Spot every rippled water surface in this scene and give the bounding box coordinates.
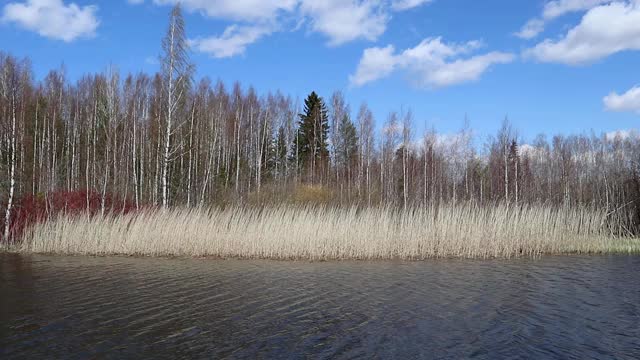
[1,254,639,359]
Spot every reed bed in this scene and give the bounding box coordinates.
[17,204,640,260]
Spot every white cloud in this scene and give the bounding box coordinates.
[422,52,515,87]
[1,0,99,42]
[515,0,612,39]
[299,0,388,46]
[150,0,428,53]
[350,45,397,86]
[350,37,514,88]
[150,0,441,56]
[519,144,540,156]
[515,19,545,40]
[152,0,292,58]
[189,24,273,58]
[391,0,433,11]
[152,0,297,22]
[524,1,640,64]
[542,0,613,18]
[605,129,637,139]
[604,86,640,113]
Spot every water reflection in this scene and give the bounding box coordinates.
[1,254,639,359]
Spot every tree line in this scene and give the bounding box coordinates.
[2,5,640,239]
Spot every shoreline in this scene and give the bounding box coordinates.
[3,247,640,262]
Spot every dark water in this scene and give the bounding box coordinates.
[1,254,639,359]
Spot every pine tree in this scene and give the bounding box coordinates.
[292,91,329,182]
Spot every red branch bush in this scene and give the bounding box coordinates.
[1,191,139,242]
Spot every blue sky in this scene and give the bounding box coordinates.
[1,0,639,141]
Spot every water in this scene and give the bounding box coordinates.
[1,254,639,359]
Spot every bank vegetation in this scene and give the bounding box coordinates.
[15,204,640,259]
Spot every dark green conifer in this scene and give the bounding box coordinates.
[337,113,358,168]
[292,92,330,177]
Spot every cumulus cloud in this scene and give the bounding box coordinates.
[184,0,391,55]
[189,24,273,58]
[519,144,540,156]
[350,45,398,86]
[144,0,441,57]
[391,0,433,11]
[524,1,640,64]
[299,0,388,46]
[515,0,612,39]
[152,0,297,22]
[350,37,514,88]
[542,0,613,18]
[603,86,640,113]
[605,129,637,140]
[1,0,99,42]
[299,0,437,44]
[514,18,545,39]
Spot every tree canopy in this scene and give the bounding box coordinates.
[293,91,329,182]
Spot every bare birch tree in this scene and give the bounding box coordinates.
[160,4,192,208]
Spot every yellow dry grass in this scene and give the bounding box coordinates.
[17,204,640,260]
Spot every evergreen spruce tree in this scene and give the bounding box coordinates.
[292,91,329,181]
[337,113,358,169]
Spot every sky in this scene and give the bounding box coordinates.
[1,0,640,142]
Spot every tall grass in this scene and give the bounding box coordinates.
[17,204,640,260]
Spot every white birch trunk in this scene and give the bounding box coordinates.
[3,93,17,242]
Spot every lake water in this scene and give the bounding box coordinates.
[1,254,639,359]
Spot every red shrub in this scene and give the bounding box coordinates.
[1,190,140,242]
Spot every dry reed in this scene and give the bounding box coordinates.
[17,204,640,260]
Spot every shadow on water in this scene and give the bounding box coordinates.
[1,254,639,359]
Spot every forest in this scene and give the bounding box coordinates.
[2,5,640,245]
